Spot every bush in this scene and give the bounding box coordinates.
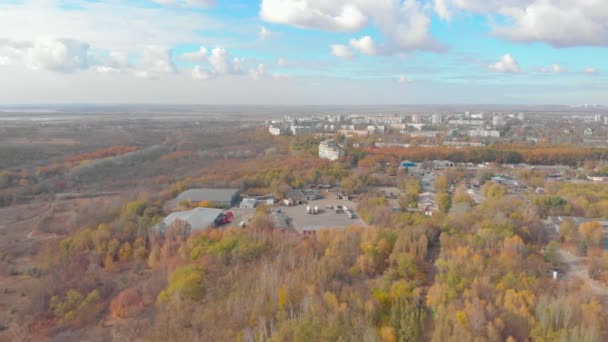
[158,265,204,303]
[109,288,144,319]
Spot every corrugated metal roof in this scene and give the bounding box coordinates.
[163,208,223,230]
[176,188,239,203]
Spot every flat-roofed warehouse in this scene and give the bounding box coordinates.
[163,208,224,231]
[176,188,241,207]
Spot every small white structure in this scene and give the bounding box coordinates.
[240,198,258,209]
[269,126,282,135]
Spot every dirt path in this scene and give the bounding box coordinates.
[558,249,608,296]
[0,202,53,231]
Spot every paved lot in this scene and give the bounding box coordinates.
[281,197,367,231]
[227,208,256,227]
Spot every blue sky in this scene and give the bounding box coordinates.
[0,0,606,104]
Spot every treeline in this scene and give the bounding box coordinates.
[65,146,139,164]
[359,145,608,167]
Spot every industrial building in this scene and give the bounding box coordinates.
[176,188,240,207]
[319,139,345,161]
[161,207,224,231]
[468,129,500,138]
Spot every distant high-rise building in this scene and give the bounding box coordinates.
[492,114,505,127]
[431,113,442,125]
[411,114,422,124]
[594,114,602,123]
[518,112,525,121]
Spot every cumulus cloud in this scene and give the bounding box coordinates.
[189,47,247,80]
[494,1,608,47]
[398,75,410,83]
[0,38,90,73]
[331,44,355,58]
[250,64,266,80]
[261,0,444,54]
[192,65,213,80]
[136,45,176,78]
[91,52,130,73]
[181,46,208,63]
[277,57,288,67]
[488,54,520,73]
[584,67,598,75]
[260,0,368,32]
[435,0,608,48]
[551,64,565,73]
[208,47,242,75]
[434,0,451,20]
[272,73,289,80]
[259,26,272,40]
[349,36,377,55]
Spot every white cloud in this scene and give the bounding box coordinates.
[260,0,368,32]
[208,47,243,75]
[272,73,289,80]
[131,45,176,79]
[0,1,222,51]
[181,47,208,63]
[259,26,272,40]
[349,36,377,55]
[90,51,130,74]
[152,0,215,8]
[192,65,213,80]
[277,58,288,67]
[551,64,565,73]
[0,38,90,73]
[94,66,119,73]
[488,54,520,73]
[434,0,451,20]
[584,67,598,75]
[331,44,355,58]
[434,1,608,48]
[261,0,444,54]
[133,71,152,79]
[398,75,410,83]
[0,56,9,65]
[250,64,266,80]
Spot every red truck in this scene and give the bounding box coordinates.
[214,211,234,226]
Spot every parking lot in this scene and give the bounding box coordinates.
[281,197,367,232]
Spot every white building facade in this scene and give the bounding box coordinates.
[319,140,345,161]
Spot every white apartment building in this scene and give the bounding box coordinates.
[468,129,500,138]
[319,140,345,161]
[269,126,282,136]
